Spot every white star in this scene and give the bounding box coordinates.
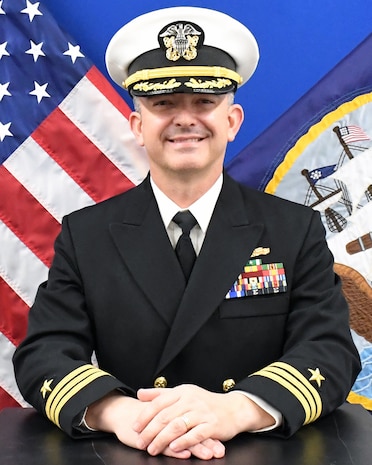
[29,81,50,103]
[0,1,5,15]
[0,122,13,142]
[63,42,84,63]
[26,40,45,62]
[21,0,42,22]
[0,82,11,101]
[0,42,10,59]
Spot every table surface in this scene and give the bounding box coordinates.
[1,403,371,465]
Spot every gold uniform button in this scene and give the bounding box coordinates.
[154,376,167,388]
[222,378,236,392]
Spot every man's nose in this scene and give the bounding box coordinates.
[173,105,197,126]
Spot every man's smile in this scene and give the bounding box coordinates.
[169,136,206,143]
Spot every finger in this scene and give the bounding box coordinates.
[168,421,216,452]
[133,390,180,433]
[144,414,193,456]
[162,447,192,459]
[177,413,190,431]
[187,439,226,460]
[137,388,165,402]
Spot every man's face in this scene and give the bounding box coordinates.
[129,93,244,180]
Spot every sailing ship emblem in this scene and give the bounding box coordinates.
[302,124,372,234]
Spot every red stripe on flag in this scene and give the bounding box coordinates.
[32,108,135,203]
[0,387,21,409]
[0,166,60,267]
[0,278,29,346]
[86,66,132,120]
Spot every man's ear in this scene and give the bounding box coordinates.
[129,111,144,146]
[227,103,244,142]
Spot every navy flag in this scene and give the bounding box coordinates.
[227,34,372,411]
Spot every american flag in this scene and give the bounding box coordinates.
[339,125,370,144]
[0,0,148,409]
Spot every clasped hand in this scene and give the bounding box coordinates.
[87,384,274,460]
[134,384,236,459]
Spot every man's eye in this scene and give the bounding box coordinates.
[153,100,171,107]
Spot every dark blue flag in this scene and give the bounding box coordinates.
[227,34,372,192]
[227,34,372,411]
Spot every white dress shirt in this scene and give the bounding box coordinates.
[150,175,222,255]
[150,176,282,432]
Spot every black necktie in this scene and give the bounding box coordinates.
[173,210,197,280]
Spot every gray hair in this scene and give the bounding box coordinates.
[132,95,141,113]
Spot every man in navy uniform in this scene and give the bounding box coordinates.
[14,6,360,460]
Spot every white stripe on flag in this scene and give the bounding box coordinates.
[59,76,149,185]
[0,333,31,407]
[0,220,48,306]
[4,137,95,223]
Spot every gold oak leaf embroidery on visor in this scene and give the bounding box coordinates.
[133,78,182,92]
[185,77,232,89]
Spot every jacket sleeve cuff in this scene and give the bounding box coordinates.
[234,390,283,432]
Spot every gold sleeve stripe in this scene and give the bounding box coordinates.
[273,361,323,415]
[45,365,112,428]
[256,368,318,424]
[46,364,93,417]
[250,362,322,424]
[51,371,107,428]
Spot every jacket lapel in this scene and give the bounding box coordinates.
[109,177,186,326]
[156,175,265,373]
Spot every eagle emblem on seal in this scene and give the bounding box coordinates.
[159,23,202,61]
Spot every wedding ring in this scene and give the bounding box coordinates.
[181,414,191,430]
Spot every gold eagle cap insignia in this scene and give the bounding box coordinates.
[159,23,202,61]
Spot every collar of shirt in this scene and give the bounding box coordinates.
[150,175,223,255]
